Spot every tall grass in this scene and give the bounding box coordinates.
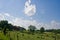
[0,31,60,40]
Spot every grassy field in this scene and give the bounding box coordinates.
[0,31,60,40]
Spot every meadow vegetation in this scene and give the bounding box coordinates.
[0,20,60,40]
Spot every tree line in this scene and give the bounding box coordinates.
[0,20,60,35]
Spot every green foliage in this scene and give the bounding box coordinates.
[0,20,26,35]
[40,27,45,33]
[0,20,8,29]
[0,31,60,40]
[0,20,8,35]
[28,25,36,33]
[46,29,60,34]
[0,20,60,40]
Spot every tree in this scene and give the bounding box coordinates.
[8,24,14,31]
[19,27,26,32]
[40,27,45,33]
[0,20,8,35]
[28,25,36,33]
[0,20,8,29]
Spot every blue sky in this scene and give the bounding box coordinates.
[0,0,60,29]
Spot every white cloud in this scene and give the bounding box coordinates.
[11,18,60,29]
[44,20,60,29]
[11,18,39,29]
[0,13,14,22]
[4,13,10,17]
[24,0,36,16]
[50,20,60,29]
[0,13,60,29]
[0,14,5,20]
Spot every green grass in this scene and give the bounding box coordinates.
[0,31,60,40]
[0,31,9,40]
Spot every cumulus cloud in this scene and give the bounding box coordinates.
[44,20,60,29]
[24,0,36,16]
[0,13,14,22]
[11,18,39,29]
[0,13,60,29]
[4,13,10,17]
[50,20,60,29]
[0,14,5,20]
